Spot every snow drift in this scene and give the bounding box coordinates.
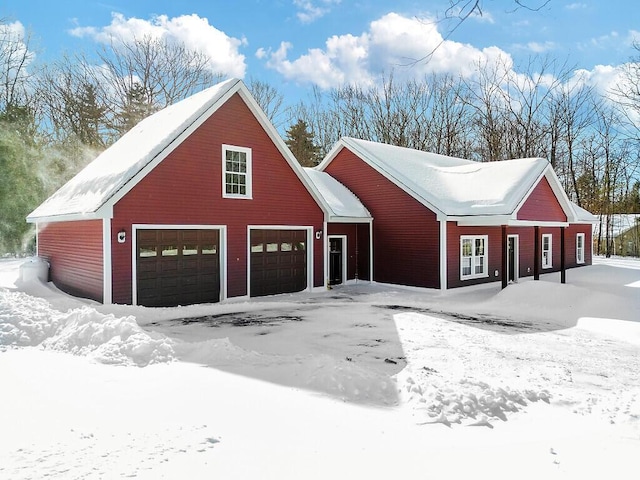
[0,290,175,366]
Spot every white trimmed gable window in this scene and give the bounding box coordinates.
[576,233,585,264]
[222,144,252,198]
[542,234,552,269]
[461,235,488,280]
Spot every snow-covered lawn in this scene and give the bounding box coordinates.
[1,257,639,479]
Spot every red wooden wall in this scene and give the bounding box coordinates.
[447,223,592,288]
[37,220,104,302]
[325,149,441,288]
[517,176,567,222]
[111,93,325,304]
[327,223,370,281]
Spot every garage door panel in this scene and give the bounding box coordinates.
[137,229,220,307]
[250,229,308,298]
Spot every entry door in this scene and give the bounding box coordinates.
[328,236,346,286]
[507,235,518,283]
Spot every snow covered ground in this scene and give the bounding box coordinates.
[1,257,639,479]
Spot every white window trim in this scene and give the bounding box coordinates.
[542,233,553,269]
[222,144,252,199]
[460,235,489,280]
[576,233,585,264]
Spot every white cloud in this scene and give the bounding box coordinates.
[565,3,588,10]
[513,40,556,53]
[68,13,247,78]
[261,12,513,89]
[293,0,341,24]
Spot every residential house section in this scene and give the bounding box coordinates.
[27,78,596,307]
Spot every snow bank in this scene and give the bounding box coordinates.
[0,290,175,366]
[577,317,640,346]
[394,312,551,427]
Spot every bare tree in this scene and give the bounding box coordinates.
[611,42,640,140]
[39,35,224,145]
[0,18,37,113]
[547,79,597,204]
[247,77,289,129]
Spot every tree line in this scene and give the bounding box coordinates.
[1,18,639,255]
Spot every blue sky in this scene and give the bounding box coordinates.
[1,0,638,104]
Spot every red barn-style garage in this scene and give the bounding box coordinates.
[28,79,595,306]
[318,138,595,291]
[28,79,371,306]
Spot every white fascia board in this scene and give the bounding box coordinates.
[26,211,105,224]
[327,216,373,223]
[509,220,570,227]
[452,215,569,227]
[450,215,513,226]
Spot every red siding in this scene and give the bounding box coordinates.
[565,224,593,267]
[37,220,103,302]
[507,226,536,278]
[327,223,371,281]
[111,93,325,304]
[325,149,440,288]
[447,224,591,288]
[447,224,502,288]
[517,176,567,222]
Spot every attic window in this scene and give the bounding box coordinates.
[222,144,252,199]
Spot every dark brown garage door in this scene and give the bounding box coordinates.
[137,229,220,307]
[250,229,307,297]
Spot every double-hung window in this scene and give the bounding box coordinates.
[542,233,552,269]
[222,144,252,198]
[461,235,488,280]
[576,233,585,264]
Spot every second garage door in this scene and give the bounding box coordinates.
[250,229,308,297]
[137,229,220,307]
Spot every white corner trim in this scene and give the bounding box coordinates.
[439,219,447,290]
[103,218,112,304]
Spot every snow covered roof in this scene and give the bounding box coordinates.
[571,202,598,224]
[304,169,371,221]
[320,137,568,220]
[594,214,640,236]
[28,78,245,222]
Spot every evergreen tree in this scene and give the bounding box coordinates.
[116,82,155,135]
[285,119,320,167]
[0,107,43,253]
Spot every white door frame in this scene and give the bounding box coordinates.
[247,225,314,297]
[131,224,227,306]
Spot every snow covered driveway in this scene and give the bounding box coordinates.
[1,257,639,479]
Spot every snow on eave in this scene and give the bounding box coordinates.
[304,168,371,221]
[570,201,598,224]
[27,78,242,221]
